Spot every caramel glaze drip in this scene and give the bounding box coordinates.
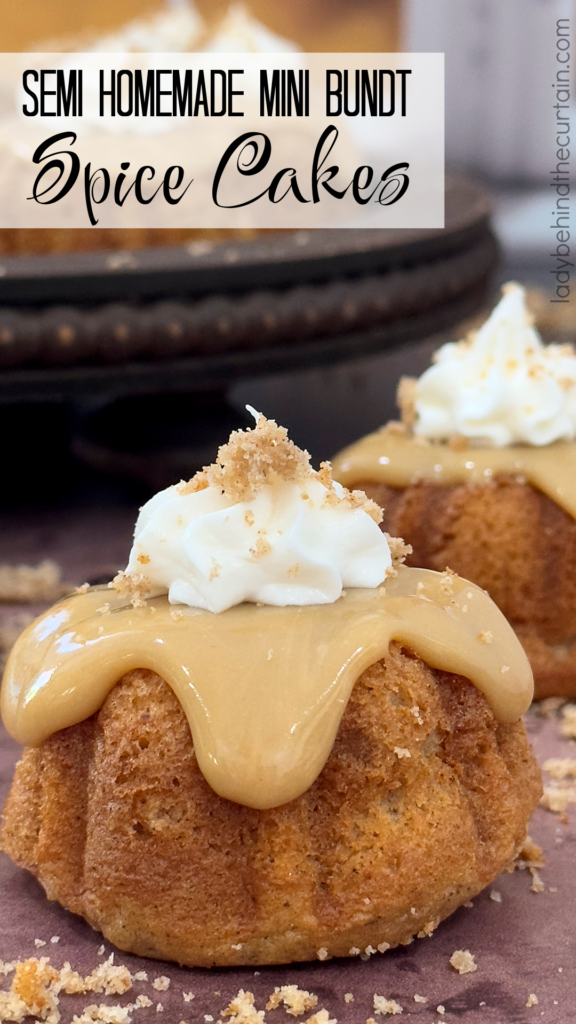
[1,567,533,810]
[332,429,576,521]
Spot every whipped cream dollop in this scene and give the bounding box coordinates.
[121,411,391,613]
[412,283,576,447]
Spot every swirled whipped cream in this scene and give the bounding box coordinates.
[411,283,576,447]
[118,410,392,613]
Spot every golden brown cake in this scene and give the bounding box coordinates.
[0,227,262,257]
[2,651,541,968]
[356,476,576,702]
[333,284,576,701]
[0,412,540,967]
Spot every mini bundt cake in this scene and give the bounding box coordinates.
[2,650,541,968]
[1,412,540,967]
[355,476,576,701]
[333,284,576,700]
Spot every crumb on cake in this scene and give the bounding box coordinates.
[179,413,311,502]
[109,570,151,608]
[178,413,383,523]
[384,534,412,568]
[111,413,397,602]
[477,631,493,644]
[397,376,417,429]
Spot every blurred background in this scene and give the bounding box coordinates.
[0,0,574,565]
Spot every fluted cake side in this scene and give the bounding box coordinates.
[1,643,541,968]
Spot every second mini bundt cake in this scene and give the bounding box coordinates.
[353,474,576,701]
[333,284,576,700]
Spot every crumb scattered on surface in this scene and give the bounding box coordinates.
[266,986,318,1016]
[532,696,565,719]
[508,836,546,890]
[526,993,539,1008]
[540,760,576,815]
[302,1012,336,1024]
[0,952,135,1023]
[529,868,545,893]
[512,836,545,868]
[450,949,477,974]
[413,995,427,1003]
[0,560,72,603]
[72,1005,132,1023]
[0,612,35,669]
[183,992,195,1002]
[436,1007,445,1016]
[540,784,576,815]
[490,890,502,902]
[543,758,576,779]
[344,994,354,1003]
[218,989,264,1024]
[373,994,403,1015]
[133,995,152,1008]
[561,704,576,739]
[152,977,170,992]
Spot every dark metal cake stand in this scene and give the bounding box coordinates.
[0,174,496,491]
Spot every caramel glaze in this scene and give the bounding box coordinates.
[332,430,576,521]
[1,567,533,810]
